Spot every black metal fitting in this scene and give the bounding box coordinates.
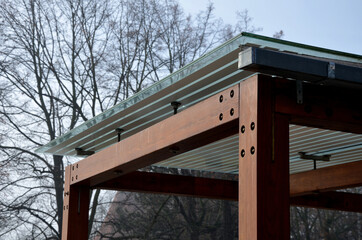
[171,101,182,115]
[75,148,95,156]
[115,128,124,142]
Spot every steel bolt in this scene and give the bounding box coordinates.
[241,149,245,157]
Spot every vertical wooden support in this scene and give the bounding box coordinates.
[62,165,90,240]
[62,166,71,239]
[239,75,290,239]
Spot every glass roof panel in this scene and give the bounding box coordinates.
[36,32,362,156]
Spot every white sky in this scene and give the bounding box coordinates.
[180,0,362,55]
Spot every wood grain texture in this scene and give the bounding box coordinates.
[62,74,362,240]
[290,160,362,196]
[61,166,71,240]
[71,85,239,187]
[95,171,238,201]
[95,169,362,214]
[95,159,362,199]
[62,165,89,240]
[239,75,290,240]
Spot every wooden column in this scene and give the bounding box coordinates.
[239,75,290,239]
[62,165,90,240]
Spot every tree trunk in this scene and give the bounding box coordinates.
[53,155,64,238]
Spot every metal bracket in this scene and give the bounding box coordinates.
[171,101,181,115]
[238,47,254,69]
[75,148,95,156]
[115,128,124,142]
[298,152,331,170]
[296,80,303,104]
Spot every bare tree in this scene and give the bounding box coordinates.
[273,30,284,39]
[0,0,237,238]
[220,9,262,41]
[0,0,112,238]
[0,0,302,239]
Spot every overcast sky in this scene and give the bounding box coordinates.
[180,0,362,55]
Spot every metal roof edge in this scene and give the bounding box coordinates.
[241,32,362,61]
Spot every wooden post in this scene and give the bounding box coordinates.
[239,75,290,239]
[62,165,90,240]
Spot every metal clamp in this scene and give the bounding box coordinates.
[75,148,95,156]
[115,128,124,142]
[171,101,181,115]
[298,152,331,170]
[296,80,303,104]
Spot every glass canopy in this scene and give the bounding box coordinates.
[36,32,362,160]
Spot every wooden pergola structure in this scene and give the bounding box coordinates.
[37,33,362,239]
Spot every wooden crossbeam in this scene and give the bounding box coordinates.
[274,78,362,134]
[95,160,362,198]
[95,171,238,201]
[290,160,362,196]
[70,85,239,187]
[95,164,362,214]
[69,76,362,188]
[290,191,362,213]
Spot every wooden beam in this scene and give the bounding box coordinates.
[63,74,362,240]
[95,170,362,214]
[290,160,362,196]
[239,75,290,240]
[70,85,239,187]
[291,191,362,213]
[69,76,362,187]
[95,171,238,201]
[274,78,362,134]
[95,160,362,199]
[62,165,89,240]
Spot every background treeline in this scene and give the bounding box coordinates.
[1,0,360,239]
[0,0,261,238]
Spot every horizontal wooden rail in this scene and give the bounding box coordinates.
[95,160,362,213]
[70,85,240,187]
[96,171,238,201]
[290,160,362,196]
[291,191,362,213]
[96,160,362,198]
